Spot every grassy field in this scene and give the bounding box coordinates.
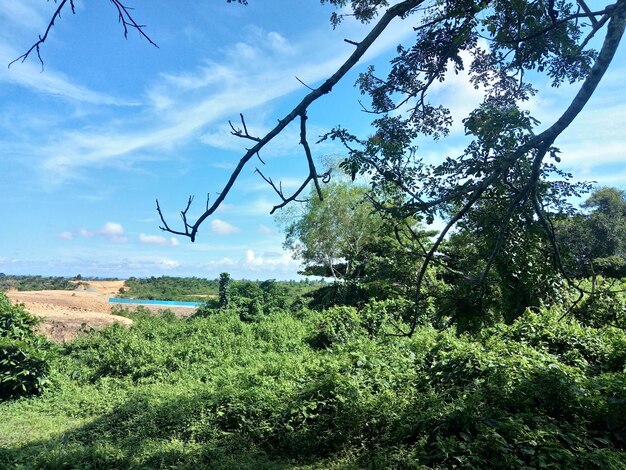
[1,302,625,469]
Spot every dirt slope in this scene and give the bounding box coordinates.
[6,280,131,342]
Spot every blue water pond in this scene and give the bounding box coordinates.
[108,298,202,308]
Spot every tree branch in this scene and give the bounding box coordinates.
[8,0,75,70]
[109,0,159,48]
[159,0,425,241]
[9,0,157,69]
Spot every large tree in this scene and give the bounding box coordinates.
[14,0,626,332]
[558,187,626,281]
[282,182,383,280]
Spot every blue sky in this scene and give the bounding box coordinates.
[1,1,625,280]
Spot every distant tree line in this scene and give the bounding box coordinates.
[0,275,84,292]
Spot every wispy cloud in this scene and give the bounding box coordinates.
[0,44,138,106]
[0,0,47,32]
[58,231,73,241]
[211,219,241,235]
[9,16,415,186]
[62,222,128,244]
[204,248,299,274]
[138,234,180,247]
[257,224,276,236]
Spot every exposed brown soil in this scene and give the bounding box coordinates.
[6,280,195,342]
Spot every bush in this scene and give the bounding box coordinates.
[0,293,53,399]
[571,279,626,328]
[315,306,364,347]
[487,308,626,373]
[0,337,52,399]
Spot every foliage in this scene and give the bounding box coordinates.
[195,277,298,322]
[0,274,80,292]
[283,182,384,280]
[121,276,219,302]
[0,293,53,400]
[569,277,626,329]
[558,187,626,279]
[218,272,231,308]
[438,203,568,328]
[0,302,624,468]
[314,306,364,347]
[284,181,437,311]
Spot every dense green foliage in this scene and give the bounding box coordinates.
[558,187,626,280]
[119,276,220,302]
[0,294,54,400]
[0,301,624,468]
[196,279,295,322]
[120,276,322,304]
[0,274,81,292]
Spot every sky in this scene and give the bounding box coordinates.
[1,0,625,280]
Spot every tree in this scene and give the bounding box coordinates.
[558,187,626,281]
[283,181,437,309]
[14,0,626,333]
[218,272,231,308]
[283,182,383,280]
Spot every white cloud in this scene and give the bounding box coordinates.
[101,222,124,237]
[244,249,300,271]
[79,228,95,238]
[0,44,138,106]
[138,233,180,246]
[21,15,415,185]
[206,257,236,268]
[58,231,74,240]
[158,259,181,269]
[69,222,128,244]
[211,219,241,235]
[258,224,276,235]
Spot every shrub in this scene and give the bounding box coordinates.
[573,286,626,329]
[487,308,626,373]
[0,337,52,399]
[315,306,364,347]
[0,293,53,399]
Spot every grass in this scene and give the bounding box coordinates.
[0,306,624,469]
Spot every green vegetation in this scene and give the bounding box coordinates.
[120,276,323,304]
[0,294,53,400]
[0,300,624,468]
[119,276,220,301]
[0,274,81,292]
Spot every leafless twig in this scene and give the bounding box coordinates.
[9,0,157,70]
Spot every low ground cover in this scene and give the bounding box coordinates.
[0,299,624,469]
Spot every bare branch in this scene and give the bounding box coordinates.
[109,0,159,48]
[256,168,310,213]
[299,111,323,201]
[10,0,157,69]
[156,199,191,237]
[229,113,261,142]
[8,0,76,70]
[295,76,315,91]
[159,0,425,241]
